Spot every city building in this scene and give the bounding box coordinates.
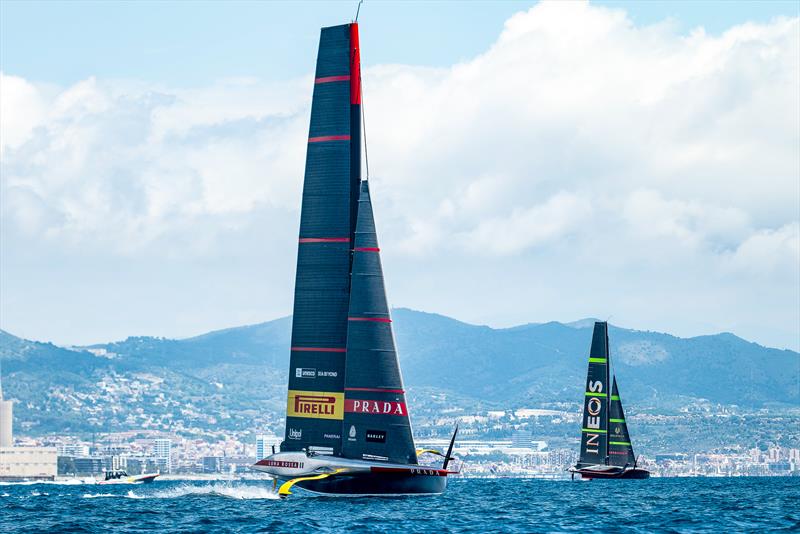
[202,456,223,474]
[71,457,104,476]
[57,443,90,457]
[0,375,57,481]
[154,438,172,473]
[256,434,281,459]
[511,430,533,448]
[0,388,11,448]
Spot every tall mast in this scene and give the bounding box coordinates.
[605,325,611,464]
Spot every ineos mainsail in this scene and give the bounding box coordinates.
[570,322,649,479]
[253,22,457,496]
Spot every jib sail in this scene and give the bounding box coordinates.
[608,376,636,467]
[340,181,418,465]
[283,23,362,454]
[578,321,611,468]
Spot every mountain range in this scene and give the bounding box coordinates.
[0,308,797,436]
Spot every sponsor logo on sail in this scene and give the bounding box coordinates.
[287,390,344,420]
[288,428,302,440]
[317,370,338,378]
[366,430,386,443]
[344,399,407,416]
[348,425,357,442]
[323,433,341,440]
[584,379,604,454]
[296,368,316,378]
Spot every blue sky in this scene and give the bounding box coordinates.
[1,1,798,350]
[2,1,797,84]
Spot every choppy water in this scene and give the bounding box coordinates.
[1,477,798,533]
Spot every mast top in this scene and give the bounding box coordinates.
[354,0,363,22]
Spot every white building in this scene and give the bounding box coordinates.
[0,376,57,480]
[57,443,90,457]
[0,382,12,448]
[512,430,533,448]
[256,434,281,459]
[153,438,172,473]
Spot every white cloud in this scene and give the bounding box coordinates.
[1,1,798,349]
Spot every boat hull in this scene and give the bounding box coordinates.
[97,473,160,485]
[575,467,650,480]
[292,471,448,496]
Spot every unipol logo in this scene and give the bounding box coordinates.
[344,399,407,416]
[584,379,604,454]
[288,428,302,440]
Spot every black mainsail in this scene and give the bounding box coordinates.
[283,23,362,455]
[577,322,610,468]
[341,181,417,465]
[572,321,649,479]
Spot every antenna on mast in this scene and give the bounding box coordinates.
[354,0,363,22]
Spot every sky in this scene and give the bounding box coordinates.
[1,0,798,351]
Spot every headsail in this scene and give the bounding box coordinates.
[608,376,636,467]
[578,321,611,468]
[283,23,362,454]
[341,181,417,465]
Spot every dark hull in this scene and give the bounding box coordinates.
[578,467,650,480]
[294,472,448,495]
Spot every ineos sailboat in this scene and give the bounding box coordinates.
[570,322,649,480]
[252,22,457,496]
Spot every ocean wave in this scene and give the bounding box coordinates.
[0,479,93,486]
[82,493,118,499]
[127,483,280,500]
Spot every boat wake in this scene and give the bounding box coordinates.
[126,483,280,500]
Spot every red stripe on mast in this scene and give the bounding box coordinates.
[350,23,361,105]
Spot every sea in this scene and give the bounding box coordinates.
[1,477,798,533]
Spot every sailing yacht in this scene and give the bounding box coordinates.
[252,22,457,496]
[570,322,650,479]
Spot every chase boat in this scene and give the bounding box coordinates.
[96,470,159,485]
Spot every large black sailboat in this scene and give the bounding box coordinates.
[570,322,649,480]
[252,22,457,496]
